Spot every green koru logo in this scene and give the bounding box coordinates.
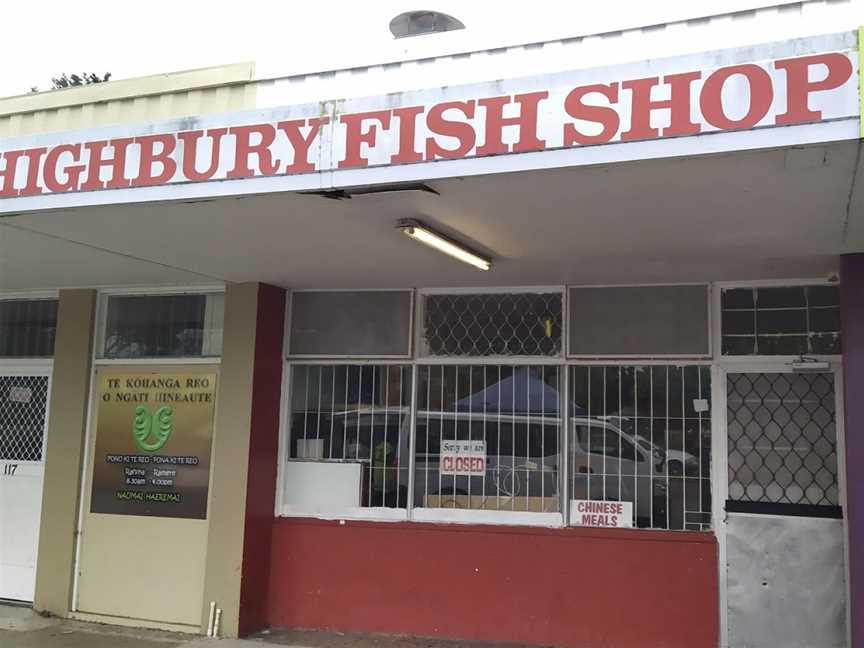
[132,405,174,452]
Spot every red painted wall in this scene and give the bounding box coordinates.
[238,284,286,636]
[267,518,718,648]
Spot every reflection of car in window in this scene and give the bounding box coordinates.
[570,418,666,522]
[600,415,701,476]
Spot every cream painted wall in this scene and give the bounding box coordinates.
[33,290,96,616]
[0,63,256,137]
[200,283,259,638]
[75,515,208,626]
[68,286,271,636]
[74,364,220,630]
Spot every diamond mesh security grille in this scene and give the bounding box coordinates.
[421,293,563,356]
[0,375,49,462]
[727,372,837,506]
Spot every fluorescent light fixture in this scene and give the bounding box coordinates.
[397,220,491,271]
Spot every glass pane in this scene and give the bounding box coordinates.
[0,300,57,357]
[0,375,50,461]
[756,335,807,355]
[102,294,223,358]
[722,288,755,309]
[288,364,411,508]
[811,332,841,354]
[722,285,841,356]
[421,293,562,356]
[569,365,712,531]
[727,372,837,506]
[722,309,755,335]
[807,286,839,307]
[810,307,840,333]
[756,309,806,335]
[757,287,806,309]
[414,365,561,513]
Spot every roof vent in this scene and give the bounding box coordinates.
[389,10,465,39]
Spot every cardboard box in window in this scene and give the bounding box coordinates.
[423,494,559,512]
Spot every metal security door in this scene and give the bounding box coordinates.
[0,371,50,602]
[723,369,847,648]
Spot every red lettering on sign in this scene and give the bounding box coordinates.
[476,91,549,155]
[178,128,228,181]
[228,124,280,178]
[80,138,134,190]
[131,134,177,187]
[1,53,855,200]
[43,144,85,193]
[425,100,476,159]
[18,148,47,196]
[339,110,392,169]
[621,71,702,140]
[774,53,853,125]
[563,83,620,145]
[390,106,425,164]
[0,150,25,196]
[278,117,330,173]
[700,64,773,130]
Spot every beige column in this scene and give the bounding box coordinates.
[200,282,285,638]
[200,283,257,637]
[33,289,96,616]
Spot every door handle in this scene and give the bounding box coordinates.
[578,466,594,474]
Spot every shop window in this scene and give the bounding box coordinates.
[288,291,412,357]
[0,375,50,461]
[420,292,563,357]
[727,372,838,508]
[0,299,57,357]
[414,364,561,514]
[721,286,840,355]
[283,364,411,513]
[568,285,709,356]
[568,365,712,530]
[100,293,224,359]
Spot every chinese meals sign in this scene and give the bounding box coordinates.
[90,371,217,519]
[570,499,634,528]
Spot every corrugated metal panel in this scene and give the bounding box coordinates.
[0,0,856,137]
[256,0,859,107]
[0,64,256,138]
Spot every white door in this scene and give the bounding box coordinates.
[721,369,847,648]
[0,371,51,602]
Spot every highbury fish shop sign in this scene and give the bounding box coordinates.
[0,32,859,212]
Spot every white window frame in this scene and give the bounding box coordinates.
[277,358,413,523]
[0,290,60,360]
[712,280,846,648]
[712,279,842,366]
[94,284,226,365]
[277,284,719,529]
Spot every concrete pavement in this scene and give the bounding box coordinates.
[0,604,540,648]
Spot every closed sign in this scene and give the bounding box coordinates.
[440,440,486,476]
